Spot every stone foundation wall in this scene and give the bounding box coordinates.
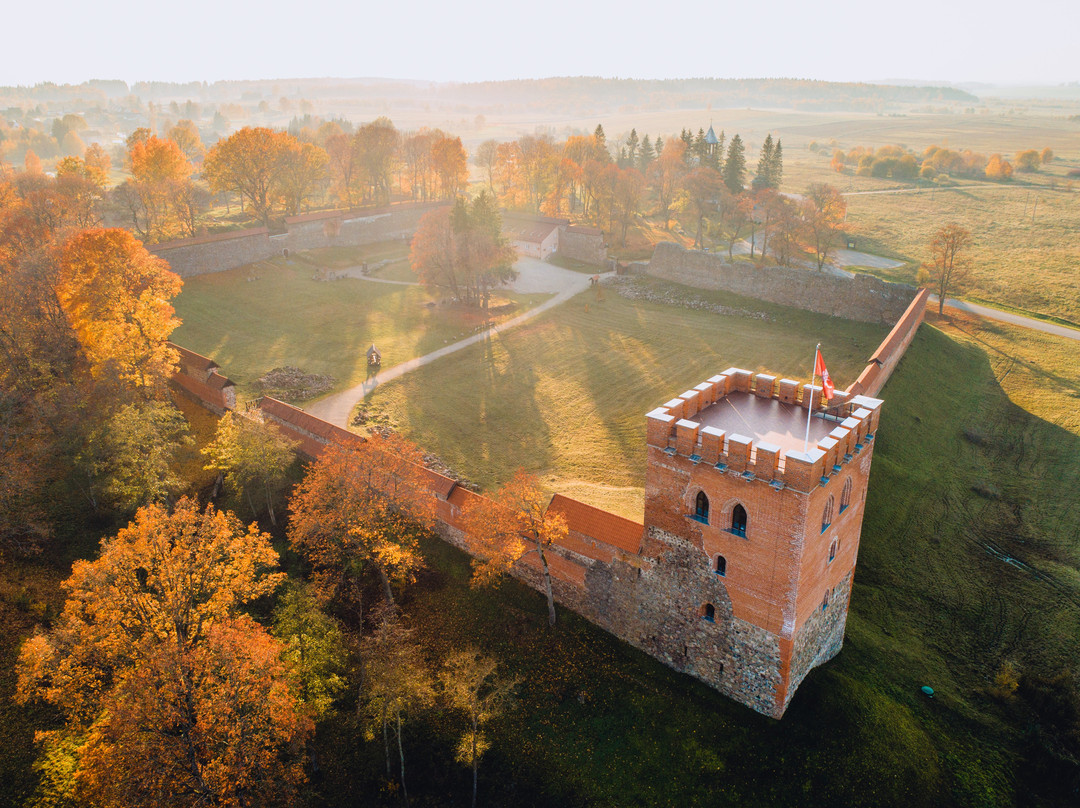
[579,527,785,716]
[785,571,853,710]
[647,242,917,326]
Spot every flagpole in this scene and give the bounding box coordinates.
[803,343,820,453]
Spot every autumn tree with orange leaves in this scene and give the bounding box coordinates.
[0,178,186,548]
[462,470,568,627]
[648,138,688,228]
[920,222,973,315]
[802,183,848,271]
[430,135,468,199]
[288,437,436,608]
[204,126,300,226]
[124,135,193,242]
[58,228,181,391]
[16,498,311,808]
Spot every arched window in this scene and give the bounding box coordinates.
[694,491,710,524]
[821,590,830,612]
[821,496,834,533]
[840,478,853,513]
[730,504,747,537]
[829,539,838,563]
[715,555,727,576]
[703,603,715,622]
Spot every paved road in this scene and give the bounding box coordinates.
[727,235,901,277]
[305,259,600,427]
[930,295,1080,342]
[840,184,1030,197]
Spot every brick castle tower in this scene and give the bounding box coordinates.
[637,367,883,717]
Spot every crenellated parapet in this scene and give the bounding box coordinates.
[646,367,882,494]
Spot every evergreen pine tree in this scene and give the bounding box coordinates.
[714,130,726,173]
[654,135,664,158]
[770,139,783,189]
[639,134,655,171]
[723,134,747,193]
[694,128,707,163]
[680,129,693,164]
[594,124,606,148]
[626,128,639,167]
[753,134,775,191]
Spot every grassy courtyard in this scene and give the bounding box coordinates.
[170,243,547,402]
[360,277,888,518]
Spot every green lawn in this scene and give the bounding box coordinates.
[360,277,887,518]
[170,247,547,402]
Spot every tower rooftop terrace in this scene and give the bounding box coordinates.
[695,391,832,455]
[646,367,883,492]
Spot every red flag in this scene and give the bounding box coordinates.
[815,348,835,400]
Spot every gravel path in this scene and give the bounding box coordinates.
[931,296,1080,342]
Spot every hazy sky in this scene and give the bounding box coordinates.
[6,0,1077,87]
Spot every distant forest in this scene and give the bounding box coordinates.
[0,76,977,114]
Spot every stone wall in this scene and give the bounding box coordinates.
[786,571,852,710]
[558,226,607,266]
[647,242,917,326]
[150,202,448,278]
[151,229,276,277]
[579,527,786,716]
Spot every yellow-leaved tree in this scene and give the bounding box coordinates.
[462,470,568,627]
[288,437,436,608]
[16,498,310,807]
[57,228,181,391]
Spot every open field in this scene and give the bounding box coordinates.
[842,185,1080,323]
[360,277,888,518]
[170,244,546,402]
[311,310,1080,808]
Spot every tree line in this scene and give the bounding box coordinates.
[827,141,1055,182]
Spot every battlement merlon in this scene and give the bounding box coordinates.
[645,368,883,493]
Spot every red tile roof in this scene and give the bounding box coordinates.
[258,397,365,451]
[416,466,458,500]
[547,494,643,556]
[169,342,219,372]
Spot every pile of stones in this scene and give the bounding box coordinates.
[256,366,335,401]
[603,276,774,321]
